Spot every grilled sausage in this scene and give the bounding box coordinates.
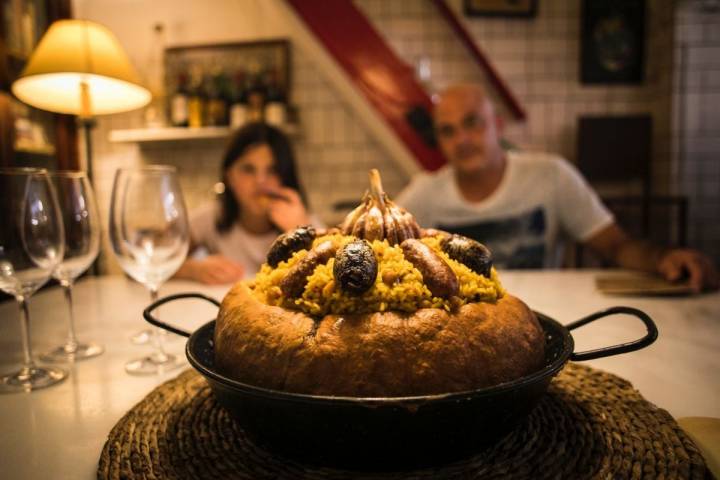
[314,227,340,237]
[334,239,378,295]
[421,228,451,240]
[280,240,338,297]
[441,234,493,277]
[266,226,316,267]
[400,239,458,298]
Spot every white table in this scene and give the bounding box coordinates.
[0,272,718,479]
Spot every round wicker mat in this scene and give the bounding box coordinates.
[98,363,708,479]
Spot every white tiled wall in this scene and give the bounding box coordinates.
[674,1,720,263]
[291,51,408,223]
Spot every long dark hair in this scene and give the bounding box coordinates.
[216,122,304,232]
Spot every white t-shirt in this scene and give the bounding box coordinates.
[189,202,322,279]
[395,151,614,269]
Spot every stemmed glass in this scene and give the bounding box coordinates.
[0,168,66,392]
[41,171,104,362]
[109,165,189,375]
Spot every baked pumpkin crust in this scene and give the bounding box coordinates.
[215,282,545,397]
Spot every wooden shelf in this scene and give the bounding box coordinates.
[15,143,56,155]
[109,126,231,143]
[109,124,300,144]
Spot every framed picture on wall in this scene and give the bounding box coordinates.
[463,0,537,18]
[580,0,645,84]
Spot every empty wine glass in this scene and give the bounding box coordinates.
[41,171,104,362]
[0,168,66,393]
[109,165,189,375]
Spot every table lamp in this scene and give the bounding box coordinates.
[11,19,151,181]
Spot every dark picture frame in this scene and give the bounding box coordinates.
[164,39,291,102]
[463,0,537,18]
[580,0,645,84]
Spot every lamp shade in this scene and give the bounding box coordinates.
[11,19,151,116]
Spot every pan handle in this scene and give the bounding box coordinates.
[566,306,658,361]
[143,293,221,338]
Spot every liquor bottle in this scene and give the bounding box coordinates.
[246,62,265,123]
[263,68,287,127]
[170,72,189,127]
[205,68,229,126]
[144,23,168,128]
[229,70,248,129]
[187,66,205,128]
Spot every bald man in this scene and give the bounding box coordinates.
[397,84,718,292]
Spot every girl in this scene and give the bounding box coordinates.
[175,123,319,284]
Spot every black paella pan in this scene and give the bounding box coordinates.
[144,293,658,470]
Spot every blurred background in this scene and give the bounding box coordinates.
[1,0,718,273]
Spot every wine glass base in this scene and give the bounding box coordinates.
[130,329,152,345]
[40,342,105,363]
[125,353,184,375]
[0,366,68,393]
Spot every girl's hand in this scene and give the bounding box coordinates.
[266,187,311,232]
[184,255,244,285]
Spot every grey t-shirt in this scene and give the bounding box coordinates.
[395,151,614,269]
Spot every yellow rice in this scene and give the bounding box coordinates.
[250,234,505,317]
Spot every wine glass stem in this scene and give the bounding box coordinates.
[61,280,79,353]
[149,288,168,362]
[17,297,37,375]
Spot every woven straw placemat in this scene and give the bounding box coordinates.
[98,363,709,479]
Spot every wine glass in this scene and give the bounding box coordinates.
[41,171,104,362]
[109,165,189,375]
[0,168,66,392]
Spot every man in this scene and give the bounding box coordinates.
[396,84,718,291]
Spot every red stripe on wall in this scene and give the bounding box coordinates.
[286,0,447,171]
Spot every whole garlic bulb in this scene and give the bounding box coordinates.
[339,169,421,245]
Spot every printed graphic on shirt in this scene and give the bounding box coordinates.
[438,207,547,269]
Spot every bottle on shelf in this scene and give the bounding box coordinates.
[169,71,189,127]
[187,66,206,128]
[229,70,248,129]
[245,61,265,123]
[205,68,229,127]
[144,23,167,128]
[20,1,37,58]
[263,68,287,127]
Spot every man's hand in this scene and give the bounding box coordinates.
[266,187,311,232]
[183,255,244,285]
[657,249,719,292]
[586,223,719,292]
